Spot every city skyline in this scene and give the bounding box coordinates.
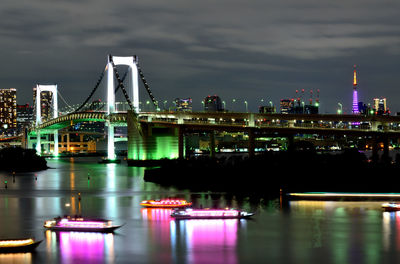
[0,0,399,113]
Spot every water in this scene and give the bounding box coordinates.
[1,158,400,263]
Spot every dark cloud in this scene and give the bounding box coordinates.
[0,0,399,113]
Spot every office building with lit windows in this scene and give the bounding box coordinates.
[33,87,53,122]
[17,104,34,132]
[280,99,294,114]
[0,88,17,130]
[373,98,388,115]
[174,98,193,112]
[204,95,223,112]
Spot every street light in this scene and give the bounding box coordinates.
[163,100,168,111]
[269,101,273,107]
[244,100,248,113]
[222,101,226,110]
[232,99,236,112]
[337,103,342,114]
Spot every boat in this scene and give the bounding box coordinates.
[44,216,122,232]
[382,203,400,211]
[140,199,192,208]
[170,208,254,220]
[0,238,42,253]
[98,158,121,164]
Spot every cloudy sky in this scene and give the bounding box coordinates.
[1,0,400,113]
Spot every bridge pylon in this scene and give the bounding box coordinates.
[105,55,140,161]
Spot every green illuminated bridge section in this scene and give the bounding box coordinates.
[33,112,127,132]
[34,111,400,136]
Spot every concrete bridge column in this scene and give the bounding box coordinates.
[248,129,255,158]
[210,131,215,158]
[27,134,34,149]
[178,126,184,159]
[370,121,381,131]
[66,134,70,152]
[382,136,390,163]
[288,120,295,128]
[177,116,184,125]
[54,131,59,156]
[248,114,255,127]
[36,130,41,155]
[44,134,50,153]
[287,134,294,151]
[371,135,379,163]
[107,121,116,160]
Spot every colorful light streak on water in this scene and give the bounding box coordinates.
[173,219,238,264]
[57,231,114,263]
[0,253,32,263]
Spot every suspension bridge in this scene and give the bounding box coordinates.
[26,55,400,162]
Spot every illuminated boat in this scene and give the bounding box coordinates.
[382,203,400,211]
[140,199,192,208]
[170,208,254,220]
[0,238,42,253]
[44,216,122,232]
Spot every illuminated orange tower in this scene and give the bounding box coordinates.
[352,65,359,114]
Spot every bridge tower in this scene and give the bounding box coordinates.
[34,84,59,156]
[106,55,139,160]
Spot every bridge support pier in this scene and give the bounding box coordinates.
[287,134,294,152]
[36,130,41,155]
[382,136,390,163]
[210,131,215,158]
[107,121,116,160]
[53,131,59,156]
[248,129,255,158]
[371,136,379,163]
[178,126,184,159]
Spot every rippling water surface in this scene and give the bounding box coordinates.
[0,157,400,263]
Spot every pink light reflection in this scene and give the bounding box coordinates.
[58,231,114,263]
[184,219,238,264]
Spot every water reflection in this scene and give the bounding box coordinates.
[0,252,32,264]
[141,208,239,264]
[46,230,115,263]
[174,219,238,264]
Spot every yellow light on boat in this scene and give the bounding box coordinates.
[0,238,34,247]
[288,193,400,198]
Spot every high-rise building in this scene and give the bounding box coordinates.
[0,88,17,130]
[352,65,360,114]
[204,95,223,112]
[174,98,192,112]
[17,104,34,132]
[259,106,276,113]
[373,98,388,115]
[33,87,53,122]
[280,99,294,114]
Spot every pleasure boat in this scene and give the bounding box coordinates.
[0,238,42,253]
[44,216,122,232]
[382,202,400,211]
[140,199,192,208]
[170,208,254,220]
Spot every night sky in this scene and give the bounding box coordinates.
[1,0,399,114]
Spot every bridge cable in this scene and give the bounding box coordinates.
[114,70,128,94]
[137,63,158,109]
[73,67,106,113]
[109,56,135,114]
